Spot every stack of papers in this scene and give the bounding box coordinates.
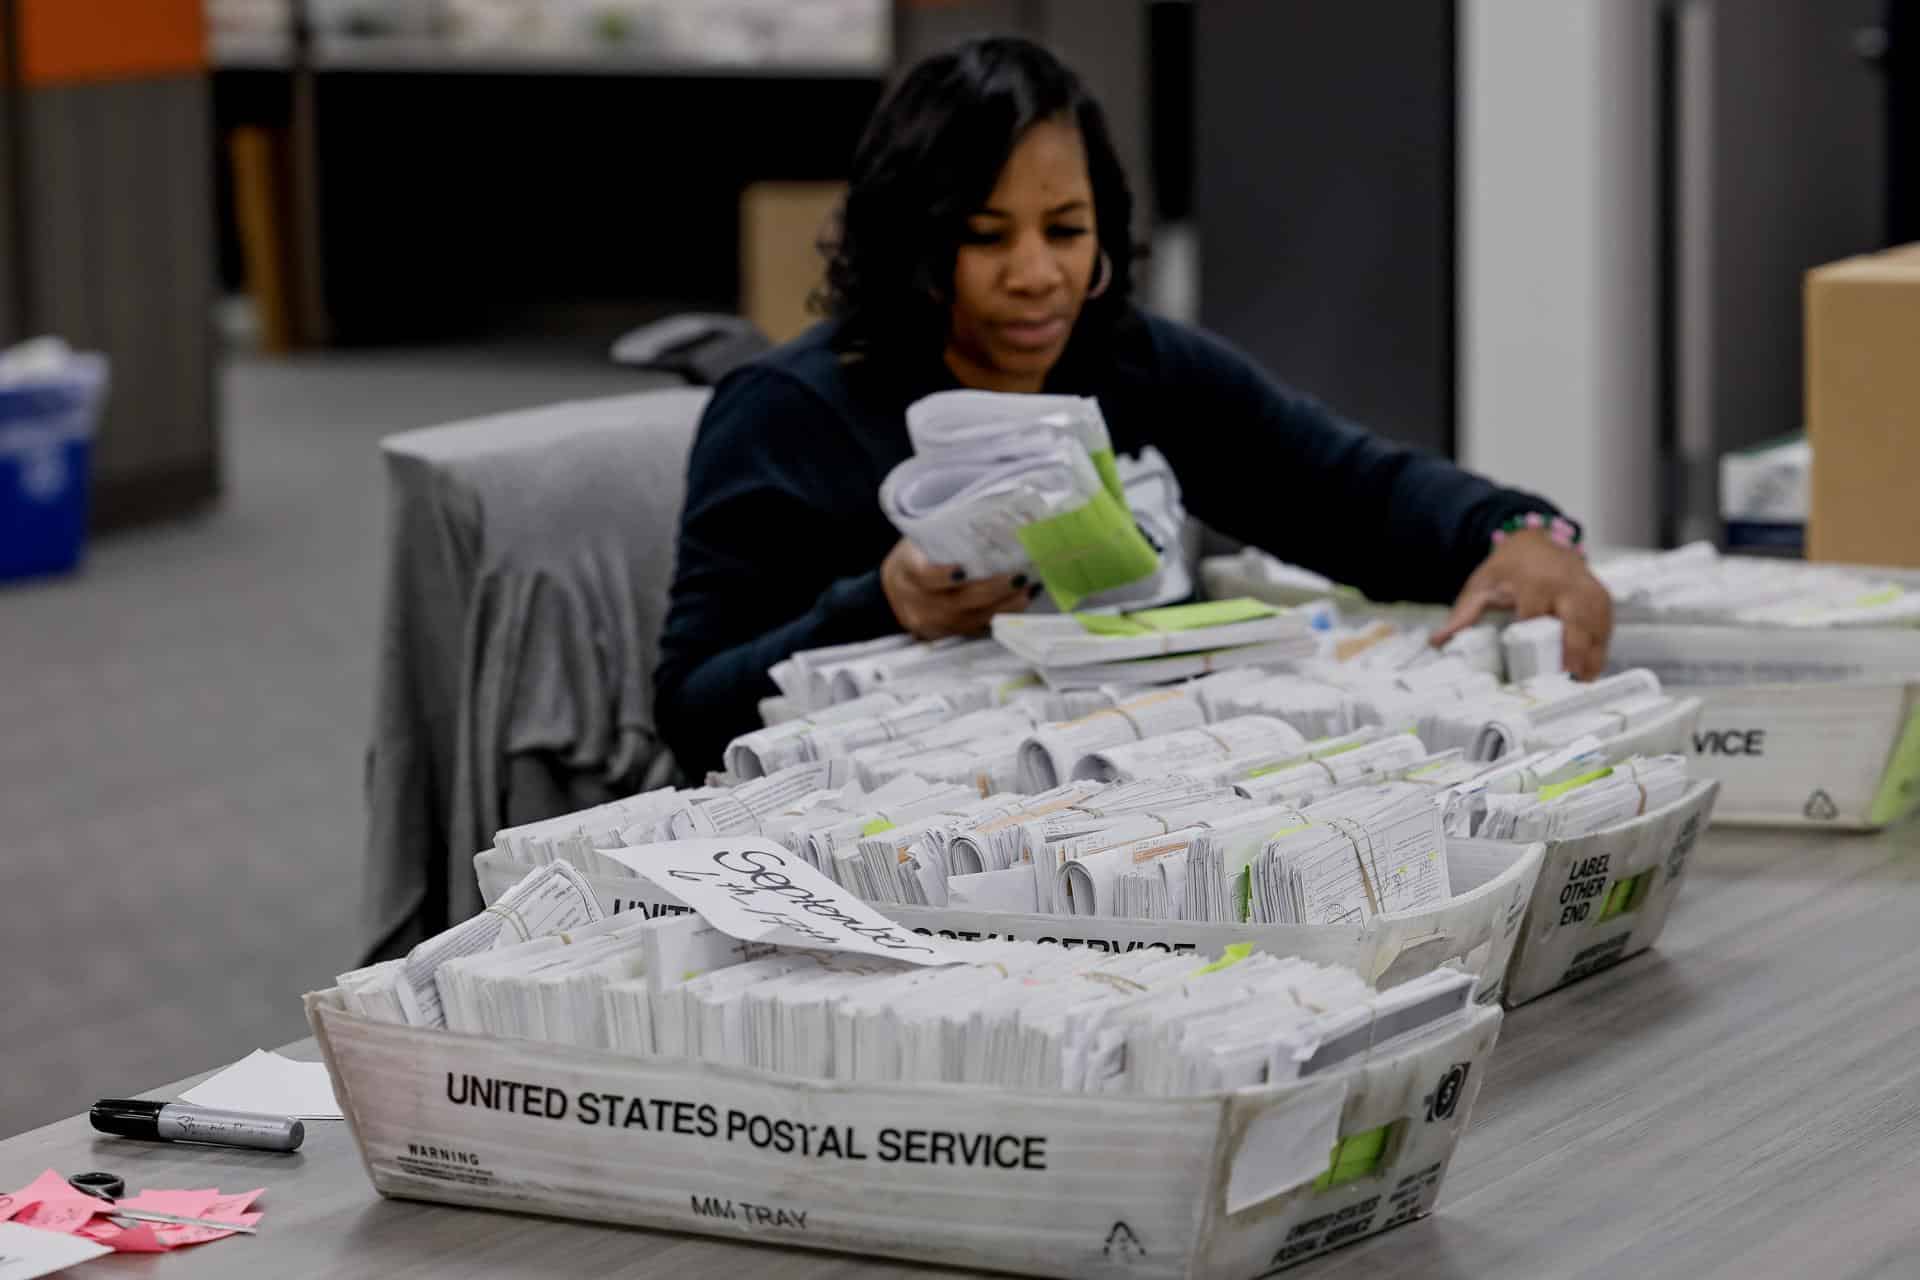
[789,636,1032,705]
[341,862,604,1027]
[605,919,1474,1095]
[768,634,916,713]
[397,842,1481,1095]
[1214,541,1920,631]
[1598,542,1920,627]
[1018,688,1209,790]
[1229,732,1435,806]
[992,598,1318,686]
[725,691,981,779]
[437,912,663,1049]
[878,389,1175,610]
[659,758,855,841]
[1472,754,1690,840]
[1248,784,1451,925]
[842,705,1042,787]
[1069,715,1309,783]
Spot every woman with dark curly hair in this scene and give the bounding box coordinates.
[654,35,1611,776]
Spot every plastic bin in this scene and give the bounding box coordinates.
[0,351,109,582]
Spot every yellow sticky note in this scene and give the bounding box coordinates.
[1869,698,1920,827]
[1538,766,1613,803]
[1077,612,1155,637]
[1128,598,1280,632]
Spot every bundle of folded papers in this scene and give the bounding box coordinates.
[879,389,1190,610]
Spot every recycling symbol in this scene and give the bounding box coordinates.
[1804,789,1839,821]
[1425,1063,1470,1121]
[1104,1221,1146,1263]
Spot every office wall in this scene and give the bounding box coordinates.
[4,0,218,527]
[1193,0,1456,457]
[893,0,1153,236]
[1673,0,1885,543]
[1458,0,1660,548]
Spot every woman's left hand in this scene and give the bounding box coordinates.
[1430,529,1613,678]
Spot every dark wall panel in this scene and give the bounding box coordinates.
[1194,0,1455,455]
[22,77,217,522]
[1673,0,1886,540]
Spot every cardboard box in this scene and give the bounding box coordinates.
[741,182,843,345]
[1499,780,1719,1006]
[1807,243,1920,568]
[308,990,1501,1278]
[474,839,1546,1006]
[1608,625,1920,828]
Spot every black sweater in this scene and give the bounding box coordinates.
[654,309,1558,775]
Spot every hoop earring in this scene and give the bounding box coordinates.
[1086,249,1112,300]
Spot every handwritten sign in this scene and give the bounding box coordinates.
[602,839,963,966]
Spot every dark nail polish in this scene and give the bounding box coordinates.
[1011,574,1028,589]
[951,569,966,583]
[1027,582,1044,598]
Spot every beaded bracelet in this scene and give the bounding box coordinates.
[1492,512,1583,554]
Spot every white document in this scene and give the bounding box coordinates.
[949,865,1041,913]
[992,605,1313,669]
[0,1223,113,1280]
[605,838,964,967]
[396,861,603,1027]
[1502,617,1564,681]
[1073,716,1309,783]
[1224,1077,1350,1213]
[179,1048,343,1120]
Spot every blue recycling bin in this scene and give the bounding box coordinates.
[0,352,109,583]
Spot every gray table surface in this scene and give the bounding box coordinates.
[6,822,1918,1279]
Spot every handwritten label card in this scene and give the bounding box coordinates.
[602,839,963,967]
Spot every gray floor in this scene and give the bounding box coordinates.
[0,346,649,1136]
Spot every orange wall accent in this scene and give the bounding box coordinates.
[18,0,206,87]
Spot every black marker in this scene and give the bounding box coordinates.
[90,1100,304,1152]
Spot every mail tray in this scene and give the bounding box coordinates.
[1499,779,1719,1006]
[308,992,1500,1279]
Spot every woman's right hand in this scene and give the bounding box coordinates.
[880,539,1041,640]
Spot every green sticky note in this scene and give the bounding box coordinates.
[1127,597,1280,632]
[1855,587,1903,608]
[1077,612,1155,637]
[1089,446,1125,503]
[1014,489,1159,610]
[994,673,1042,699]
[1193,941,1256,976]
[1595,869,1653,922]
[860,818,897,837]
[1538,766,1614,803]
[1313,1124,1391,1191]
[1315,739,1370,760]
[1868,698,1920,827]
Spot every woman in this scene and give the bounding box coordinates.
[655,36,1611,776]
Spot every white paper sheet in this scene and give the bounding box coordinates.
[179,1047,344,1119]
[0,1223,113,1280]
